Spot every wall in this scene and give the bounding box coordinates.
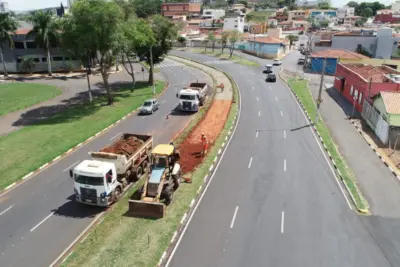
[331,36,376,56]
[310,57,337,75]
[223,17,244,32]
[242,41,283,58]
[374,96,400,126]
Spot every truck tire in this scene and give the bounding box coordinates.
[136,166,143,179]
[142,160,149,173]
[164,187,174,205]
[113,187,122,203]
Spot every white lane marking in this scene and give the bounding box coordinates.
[0,205,14,216]
[284,159,287,172]
[248,157,253,169]
[280,111,284,117]
[110,132,121,141]
[164,74,242,267]
[256,131,259,138]
[275,96,278,101]
[258,111,261,117]
[62,161,79,173]
[161,100,166,104]
[284,130,286,139]
[230,206,239,229]
[30,212,54,232]
[256,96,259,102]
[281,211,285,233]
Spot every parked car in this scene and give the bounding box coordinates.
[140,99,159,114]
[266,73,276,82]
[263,64,273,73]
[273,59,282,66]
[297,58,305,65]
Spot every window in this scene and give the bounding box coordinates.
[359,92,363,104]
[234,25,238,27]
[33,58,40,63]
[350,85,354,95]
[354,89,358,100]
[53,56,63,61]
[14,42,24,49]
[42,57,47,62]
[25,42,36,49]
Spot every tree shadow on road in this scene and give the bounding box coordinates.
[51,195,105,219]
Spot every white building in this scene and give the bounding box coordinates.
[337,6,355,19]
[223,16,244,33]
[392,0,400,12]
[202,9,225,20]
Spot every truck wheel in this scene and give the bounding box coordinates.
[164,188,174,205]
[142,160,149,173]
[113,187,122,203]
[136,166,143,179]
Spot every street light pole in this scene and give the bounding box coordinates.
[150,46,155,94]
[315,58,326,124]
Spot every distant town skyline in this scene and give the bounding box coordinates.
[8,0,68,11]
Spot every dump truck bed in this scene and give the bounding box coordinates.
[188,82,207,92]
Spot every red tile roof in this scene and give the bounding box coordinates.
[311,49,369,60]
[341,63,400,83]
[250,36,287,44]
[14,28,31,35]
[380,91,400,114]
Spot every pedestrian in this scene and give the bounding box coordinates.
[201,133,208,156]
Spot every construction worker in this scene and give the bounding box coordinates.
[201,133,208,156]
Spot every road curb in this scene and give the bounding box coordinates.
[0,81,170,196]
[157,58,240,267]
[349,119,400,181]
[277,71,369,214]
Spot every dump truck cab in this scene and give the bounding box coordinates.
[71,160,121,206]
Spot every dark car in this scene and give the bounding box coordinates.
[266,73,276,82]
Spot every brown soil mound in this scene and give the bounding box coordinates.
[179,100,232,173]
[101,136,144,156]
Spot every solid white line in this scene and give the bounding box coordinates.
[0,205,14,216]
[256,131,259,138]
[256,96,259,102]
[281,211,285,233]
[110,132,121,141]
[165,74,242,267]
[230,206,239,229]
[30,212,54,232]
[62,161,79,173]
[280,110,284,117]
[258,111,261,117]
[248,157,253,169]
[284,130,286,139]
[275,96,278,101]
[284,159,287,172]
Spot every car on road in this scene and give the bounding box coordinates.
[273,59,282,66]
[266,73,276,82]
[140,99,159,114]
[298,58,305,65]
[263,64,273,73]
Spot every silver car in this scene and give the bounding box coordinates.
[140,99,159,114]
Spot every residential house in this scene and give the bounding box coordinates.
[202,9,225,20]
[277,20,309,30]
[373,91,400,127]
[223,16,245,33]
[343,16,362,26]
[374,9,400,24]
[232,4,245,12]
[312,28,400,60]
[392,0,400,12]
[337,6,355,20]
[242,36,288,59]
[310,9,337,18]
[295,0,322,6]
[199,19,223,30]
[310,49,369,75]
[272,10,288,22]
[162,3,201,18]
[288,10,307,21]
[0,22,80,73]
[333,63,400,112]
[249,23,267,34]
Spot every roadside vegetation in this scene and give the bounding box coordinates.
[245,11,273,23]
[190,48,259,67]
[61,59,239,267]
[287,78,369,213]
[0,81,165,190]
[0,83,61,116]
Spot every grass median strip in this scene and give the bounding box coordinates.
[189,48,259,67]
[287,78,368,213]
[0,81,165,190]
[62,62,238,267]
[0,82,61,116]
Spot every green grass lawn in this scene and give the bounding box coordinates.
[0,81,165,190]
[62,62,239,267]
[190,48,259,67]
[246,11,273,22]
[0,82,61,116]
[287,78,368,213]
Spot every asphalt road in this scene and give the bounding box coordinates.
[167,50,394,267]
[0,59,212,267]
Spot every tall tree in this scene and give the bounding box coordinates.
[220,31,229,54]
[133,0,162,18]
[286,35,298,48]
[136,15,177,84]
[347,1,358,8]
[64,0,124,105]
[27,11,59,76]
[114,0,136,20]
[208,31,216,53]
[0,12,18,76]
[228,30,242,58]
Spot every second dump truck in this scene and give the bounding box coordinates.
[69,133,152,207]
[176,82,208,112]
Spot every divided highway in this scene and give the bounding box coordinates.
[167,51,393,267]
[0,59,211,267]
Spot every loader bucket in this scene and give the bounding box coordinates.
[128,199,165,219]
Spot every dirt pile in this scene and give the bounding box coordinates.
[101,136,144,156]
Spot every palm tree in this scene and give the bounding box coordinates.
[27,11,59,76]
[0,12,18,76]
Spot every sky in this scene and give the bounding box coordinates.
[7,0,69,12]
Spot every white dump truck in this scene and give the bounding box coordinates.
[69,133,153,207]
[176,82,208,112]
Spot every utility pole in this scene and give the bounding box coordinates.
[315,58,326,124]
[150,46,155,94]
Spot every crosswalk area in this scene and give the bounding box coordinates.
[154,60,234,69]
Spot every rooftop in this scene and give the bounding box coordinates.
[249,36,287,44]
[311,49,369,60]
[380,91,400,114]
[341,63,400,83]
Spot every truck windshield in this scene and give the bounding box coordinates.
[180,95,196,100]
[153,156,167,168]
[75,174,104,186]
